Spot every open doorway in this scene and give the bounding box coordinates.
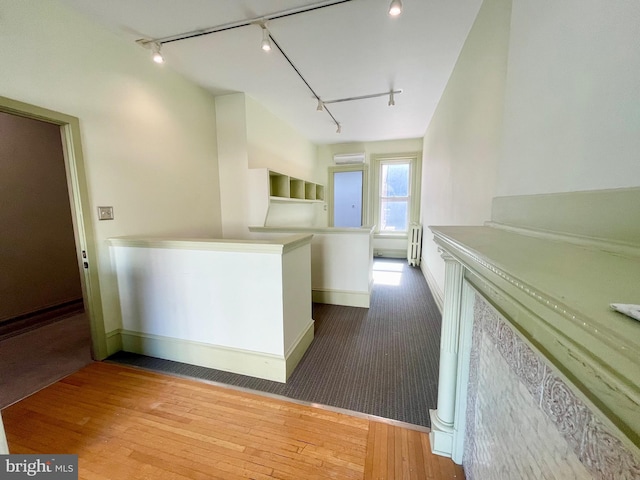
[0,111,89,406]
[0,97,106,408]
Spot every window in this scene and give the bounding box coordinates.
[380,161,410,232]
[372,154,420,236]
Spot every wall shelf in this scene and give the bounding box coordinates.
[269,196,323,204]
[268,170,324,203]
[249,168,326,227]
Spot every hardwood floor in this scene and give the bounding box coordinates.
[2,362,464,479]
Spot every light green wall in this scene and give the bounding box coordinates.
[419,0,512,295]
[0,1,222,333]
[246,96,321,184]
[216,93,321,236]
[421,0,640,295]
[216,94,250,238]
[497,0,640,196]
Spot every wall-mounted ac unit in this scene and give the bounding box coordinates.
[333,153,365,165]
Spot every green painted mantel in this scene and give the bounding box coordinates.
[430,225,640,448]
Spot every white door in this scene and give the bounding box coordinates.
[333,170,363,227]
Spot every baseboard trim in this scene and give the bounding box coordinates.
[106,329,123,356]
[120,330,288,383]
[420,259,443,314]
[285,320,314,379]
[0,298,84,340]
[312,288,370,308]
[373,248,406,259]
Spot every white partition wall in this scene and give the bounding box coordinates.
[109,235,313,382]
[250,226,374,308]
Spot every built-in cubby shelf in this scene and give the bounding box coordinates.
[269,171,290,198]
[268,171,324,203]
[249,168,326,228]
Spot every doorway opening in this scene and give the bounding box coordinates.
[0,96,107,406]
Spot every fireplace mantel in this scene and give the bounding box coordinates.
[429,224,640,459]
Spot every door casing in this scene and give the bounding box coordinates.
[0,95,107,360]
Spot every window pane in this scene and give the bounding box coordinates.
[381,163,409,197]
[380,200,408,232]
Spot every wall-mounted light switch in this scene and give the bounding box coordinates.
[98,206,114,220]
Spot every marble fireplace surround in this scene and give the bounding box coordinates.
[426,216,640,476]
[465,291,639,479]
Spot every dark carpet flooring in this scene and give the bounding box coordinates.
[108,258,442,427]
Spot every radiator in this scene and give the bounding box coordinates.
[407,223,422,267]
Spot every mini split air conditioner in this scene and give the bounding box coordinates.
[333,153,365,165]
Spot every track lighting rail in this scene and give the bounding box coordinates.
[138,0,404,134]
[323,90,403,104]
[149,0,355,46]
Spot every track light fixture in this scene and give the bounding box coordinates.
[388,0,402,16]
[136,0,402,135]
[260,24,272,52]
[322,89,403,106]
[151,42,164,64]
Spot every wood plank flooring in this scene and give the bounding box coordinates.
[2,362,464,479]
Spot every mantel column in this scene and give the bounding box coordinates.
[429,249,464,457]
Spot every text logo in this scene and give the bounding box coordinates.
[1,455,78,479]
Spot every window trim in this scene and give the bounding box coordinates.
[371,153,421,237]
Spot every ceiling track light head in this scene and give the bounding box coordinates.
[389,0,402,16]
[316,99,324,111]
[388,90,395,106]
[259,22,272,52]
[136,39,165,64]
[151,42,165,64]
[336,123,342,134]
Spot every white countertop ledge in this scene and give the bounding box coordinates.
[108,234,312,254]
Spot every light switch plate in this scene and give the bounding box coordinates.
[98,206,114,220]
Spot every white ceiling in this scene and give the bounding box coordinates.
[58,0,482,145]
